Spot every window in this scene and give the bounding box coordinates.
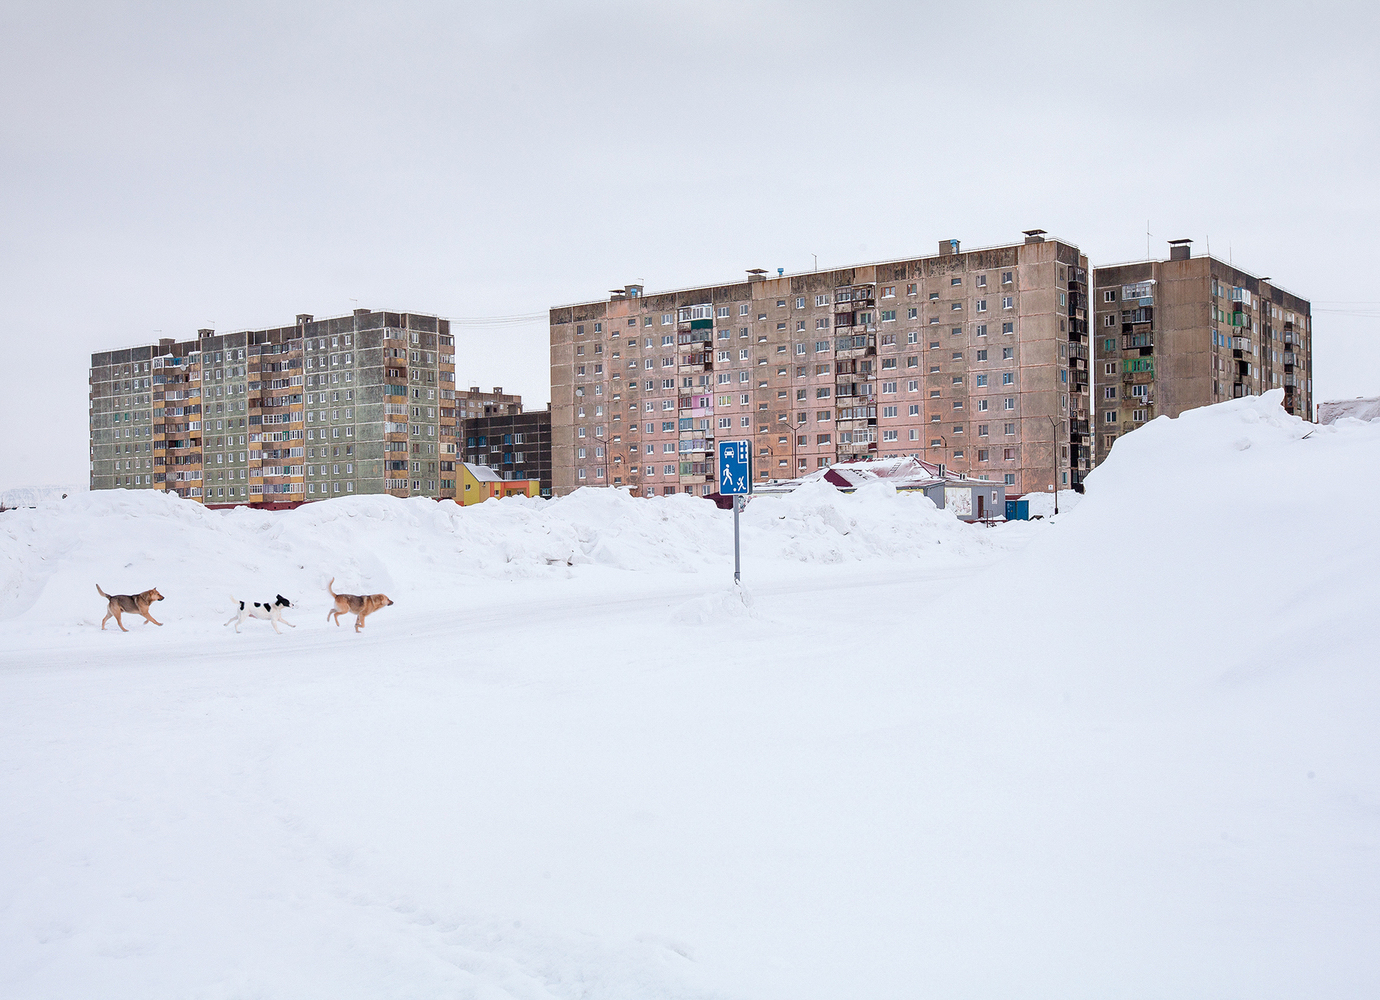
[1004,397,1015,410]
[1001,271,1013,285]
[1104,410,1118,423]
[1103,289,1116,302]
[976,299,987,313]
[882,405,898,417]
[882,430,898,442]
[951,303,962,311]
[1104,386,1117,399]
[907,379,919,391]
[1002,296,1013,309]
[739,304,749,316]
[717,306,729,318]
[977,399,987,411]
[1002,347,1014,360]
[1002,372,1014,385]
[978,424,988,437]
[975,374,988,386]
[907,308,918,320]
[815,295,829,306]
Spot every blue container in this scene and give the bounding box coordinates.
[1005,499,1030,521]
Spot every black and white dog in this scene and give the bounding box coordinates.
[224,595,296,634]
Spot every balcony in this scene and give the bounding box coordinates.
[835,334,876,358]
[1283,351,1297,367]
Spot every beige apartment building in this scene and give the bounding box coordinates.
[1092,242,1313,464]
[89,309,517,505]
[549,232,1091,497]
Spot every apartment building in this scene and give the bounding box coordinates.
[89,309,514,505]
[549,232,1091,497]
[462,408,553,497]
[1092,242,1313,464]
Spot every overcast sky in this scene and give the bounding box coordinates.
[2,0,1376,490]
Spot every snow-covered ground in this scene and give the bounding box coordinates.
[2,390,1377,999]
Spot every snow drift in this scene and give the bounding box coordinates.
[0,474,1008,627]
[1,390,1377,1000]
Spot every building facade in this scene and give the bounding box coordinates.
[462,408,553,497]
[89,309,515,505]
[549,233,1091,497]
[1091,243,1313,465]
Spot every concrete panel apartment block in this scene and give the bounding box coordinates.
[549,233,1092,498]
[89,310,519,506]
[1091,243,1313,465]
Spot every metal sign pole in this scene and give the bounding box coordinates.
[733,495,741,585]
[719,438,750,587]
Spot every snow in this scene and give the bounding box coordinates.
[2,389,1378,998]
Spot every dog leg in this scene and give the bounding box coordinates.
[101,611,111,630]
[115,610,128,632]
[224,615,236,627]
[143,612,163,626]
[271,619,282,634]
[281,617,296,629]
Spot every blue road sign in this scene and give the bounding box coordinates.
[718,440,751,495]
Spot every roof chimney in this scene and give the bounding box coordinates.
[1168,238,1192,261]
[746,268,768,280]
[158,338,174,351]
[352,308,369,317]
[939,239,960,256]
[197,328,214,337]
[493,387,503,394]
[296,313,313,325]
[1023,229,1047,244]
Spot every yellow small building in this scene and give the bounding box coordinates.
[459,463,540,505]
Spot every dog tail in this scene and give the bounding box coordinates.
[327,577,336,598]
[96,584,109,598]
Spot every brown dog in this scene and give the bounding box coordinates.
[97,584,165,631]
[326,578,393,632]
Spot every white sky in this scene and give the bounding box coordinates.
[2,0,1377,490]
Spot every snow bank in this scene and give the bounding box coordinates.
[3,390,1378,1000]
[0,475,1004,626]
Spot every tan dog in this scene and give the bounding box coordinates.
[97,584,165,631]
[326,578,393,632]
